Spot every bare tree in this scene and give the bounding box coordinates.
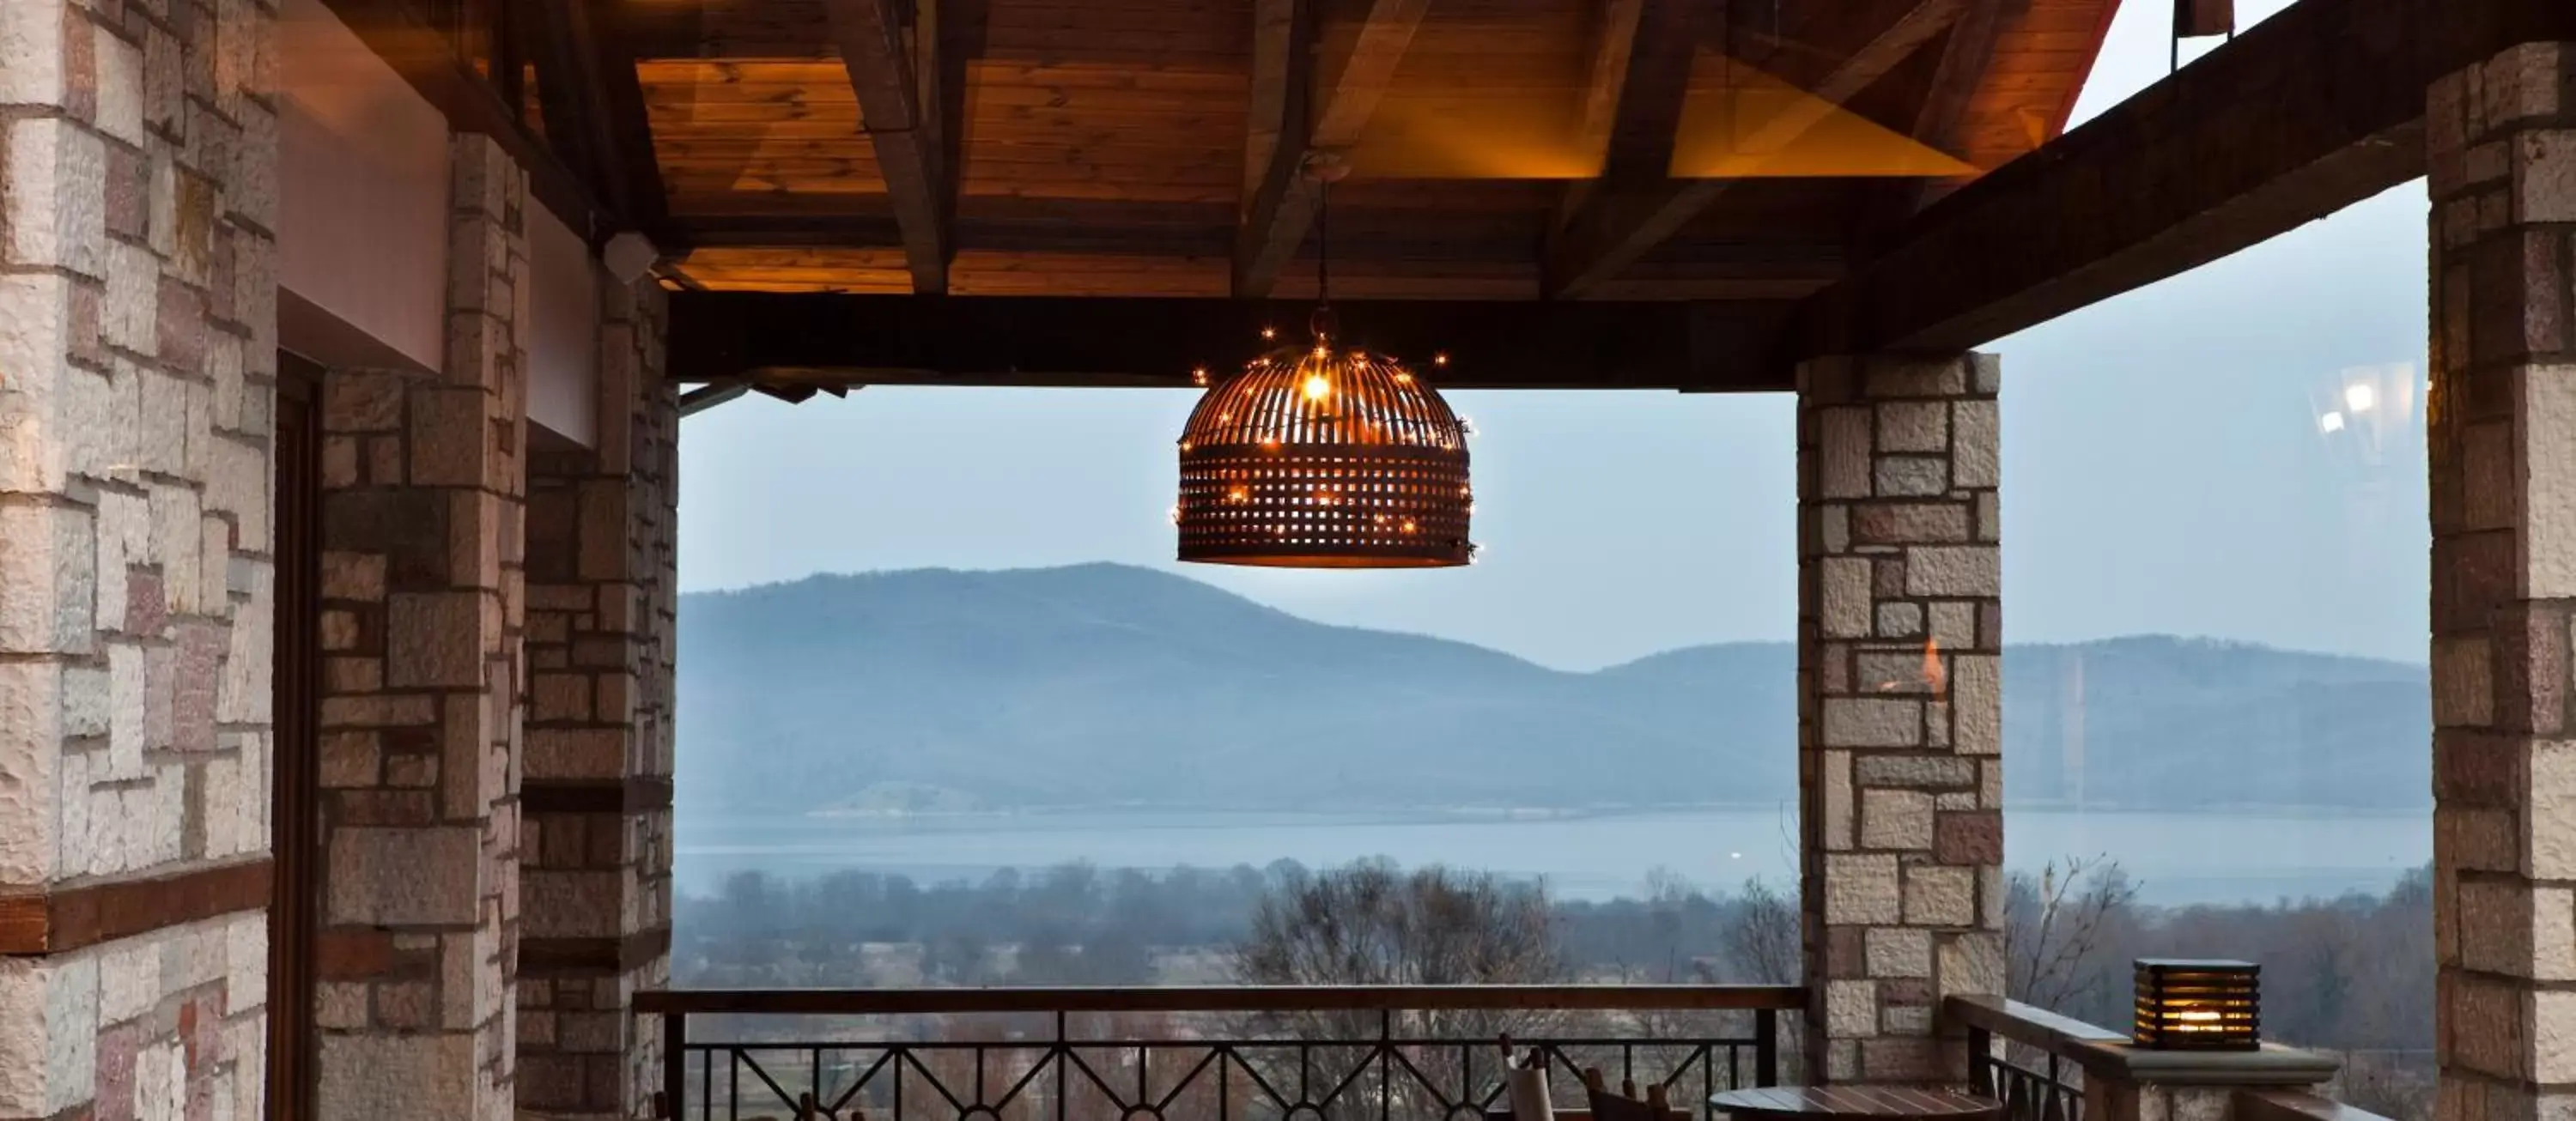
[2005,855,2138,1014]
[1232,860,1565,1120]
[1717,877,1801,986]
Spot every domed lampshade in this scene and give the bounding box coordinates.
[1175,335,1473,568]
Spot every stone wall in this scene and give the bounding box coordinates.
[310,136,529,1121]
[2424,41,2576,1121]
[0,0,281,1117]
[518,276,678,1121]
[1794,353,2004,1083]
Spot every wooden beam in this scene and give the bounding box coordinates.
[0,859,272,956]
[319,0,602,239]
[1552,0,1701,232]
[1850,0,2010,256]
[1234,0,1432,298]
[823,0,953,294]
[1546,0,1965,300]
[665,293,1797,391]
[1242,0,1303,215]
[1792,0,2576,358]
[531,0,672,237]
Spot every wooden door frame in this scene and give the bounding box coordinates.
[267,352,324,1121]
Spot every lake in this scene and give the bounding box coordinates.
[675,805,2432,906]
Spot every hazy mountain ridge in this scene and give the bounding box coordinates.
[677,564,2430,815]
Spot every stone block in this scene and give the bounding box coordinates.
[5,118,106,279]
[1865,926,1932,979]
[1936,930,2004,997]
[2537,989,2576,1082]
[1824,853,1901,924]
[1951,401,1999,488]
[1818,408,1871,499]
[1851,502,1968,545]
[317,1033,477,1121]
[1949,655,2001,755]
[1820,749,1852,851]
[1862,356,1966,398]
[2519,133,2576,225]
[2523,367,2576,597]
[1825,979,1877,1039]
[1859,789,1934,850]
[1905,864,1974,926]
[2535,741,2576,879]
[1904,546,1999,597]
[1935,810,2002,865]
[407,385,489,487]
[386,591,483,688]
[1820,558,1873,639]
[0,2,69,108]
[325,826,481,925]
[1856,754,1974,789]
[1859,1037,1947,1081]
[1874,456,1947,497]
[2486,44,2568,125]
[0,953,99,1118]
[1874,602,1923,638]
[0,502,96,655]
[1821,697,1922,748]
[1876,402,1947,452]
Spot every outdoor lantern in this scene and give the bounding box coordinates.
[1174,329,1473,567]
[2133,959,2260,1051]
[1172,155,1474,568]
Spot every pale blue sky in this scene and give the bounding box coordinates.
[677,0,2430,670]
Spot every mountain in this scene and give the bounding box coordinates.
[675,564,2430,815]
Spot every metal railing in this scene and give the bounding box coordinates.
[635,985,1805,1121]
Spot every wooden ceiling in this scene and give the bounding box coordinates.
[591,0,2122,301]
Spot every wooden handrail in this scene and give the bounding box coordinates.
[635,984,1806,1016]
[1944,994,2125,1053]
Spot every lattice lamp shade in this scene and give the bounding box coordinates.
[2133,959,2260,1051]
[1176,340,1473,567]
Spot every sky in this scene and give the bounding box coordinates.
[677,0,2432,671]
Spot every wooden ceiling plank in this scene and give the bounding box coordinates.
[1546,0,1967,300]
[1233,0,1433,299]
[1794,0,2576,357]
[824,0,955,294]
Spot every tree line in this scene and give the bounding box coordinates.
[674,856,2433,1117]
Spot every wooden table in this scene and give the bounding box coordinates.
[1710,1087,2004,1121]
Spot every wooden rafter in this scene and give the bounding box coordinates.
[1545,0,1966,300]
[824,0,953,294]
[1897,0,2008,215]
[1234,0,1432,299]
[1793,0,2576,357]
[532,0,671,237]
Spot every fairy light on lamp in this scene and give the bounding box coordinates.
[1171,153,1475,568]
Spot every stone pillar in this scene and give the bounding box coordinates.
[516,277,679,1119]
[311,136,530,1121]
[1795,353,2005,1083]
[0,1,281,1118]
[2425,42,2576,1121]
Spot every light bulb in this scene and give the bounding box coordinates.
[1433,353,1449,367]
[1192,367,1209,385]
[1261,326,1277,341]
[1303,374,1331,401]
